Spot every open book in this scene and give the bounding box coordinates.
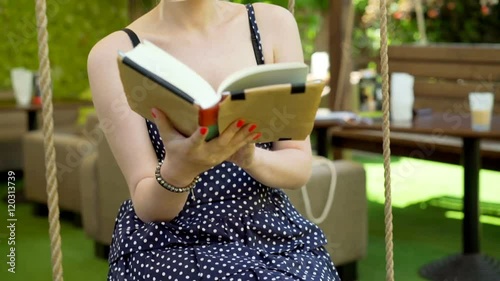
[117,40,325,142]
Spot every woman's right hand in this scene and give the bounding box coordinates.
[151,107,261,187]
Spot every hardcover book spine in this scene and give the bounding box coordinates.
[199,105,219,141]
[121,56,195,104]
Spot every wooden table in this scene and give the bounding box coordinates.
[314,111,500,281]
[0,103,42,131]
[0,100,94,131]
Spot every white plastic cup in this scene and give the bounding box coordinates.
[469,92,494,131]
[10,68,34,107]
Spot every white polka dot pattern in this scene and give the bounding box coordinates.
[108,4,340,280]
[247,4,265,64]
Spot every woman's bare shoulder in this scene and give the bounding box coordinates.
[87,30,135,67]
[251,3,301,62]
[251,3,298,41]
[252,3,296,25]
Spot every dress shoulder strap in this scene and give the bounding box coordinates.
[122,28,141,47]
[245,4,265,65]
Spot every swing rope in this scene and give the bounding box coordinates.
[379,0,395,280]
[34,1,394,281]
[288,0,295,15]
[34,0,64,280]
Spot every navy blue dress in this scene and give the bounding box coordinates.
[108,4,340,281]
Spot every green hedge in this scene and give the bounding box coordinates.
[0,0,128,99]
[1,0,323,100]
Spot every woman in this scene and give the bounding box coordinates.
[87,0,340,280]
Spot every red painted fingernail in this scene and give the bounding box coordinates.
[151,109,157,119]
[236,119,245,128]
[248,124,257,132]
[200,127,208,135]
[253,133,262,140]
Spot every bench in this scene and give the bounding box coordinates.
[330,44,500,171]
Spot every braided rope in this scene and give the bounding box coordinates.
[288,0,295,14]
[32,1,393,281]
[379,0,395,280]
[34,0,64,280]
[414,0,428,44]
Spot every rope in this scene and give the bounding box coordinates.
[414,0,428,44]
[34,0,64,280]
[288,0,295,14]
[32,1,394,281]
[379,0,395,280]
[301,156,337,225]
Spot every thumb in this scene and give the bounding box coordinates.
[151,108,183,142]
[188,126,210,147]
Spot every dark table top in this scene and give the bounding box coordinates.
[0,100,93,112]
[315,110,500,140]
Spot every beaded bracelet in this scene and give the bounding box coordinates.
[155,160,199,193]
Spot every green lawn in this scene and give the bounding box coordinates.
[0,154,499,281]
[353,154,500,280]
[358,154,500,208]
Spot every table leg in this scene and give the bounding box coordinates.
[463,137,480,254]
[316,128,328,157]
[419,137,500,281]
[28,109,38,131]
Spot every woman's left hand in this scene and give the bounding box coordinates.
[227,142,257,170]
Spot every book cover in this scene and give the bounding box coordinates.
[117,41,325,142]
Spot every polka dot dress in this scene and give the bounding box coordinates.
[108,4,340,281]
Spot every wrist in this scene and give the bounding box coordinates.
[160,159,199,187]
[241,147,262,172]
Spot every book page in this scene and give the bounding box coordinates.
[122,40,221,109]
[217,62,309,94]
